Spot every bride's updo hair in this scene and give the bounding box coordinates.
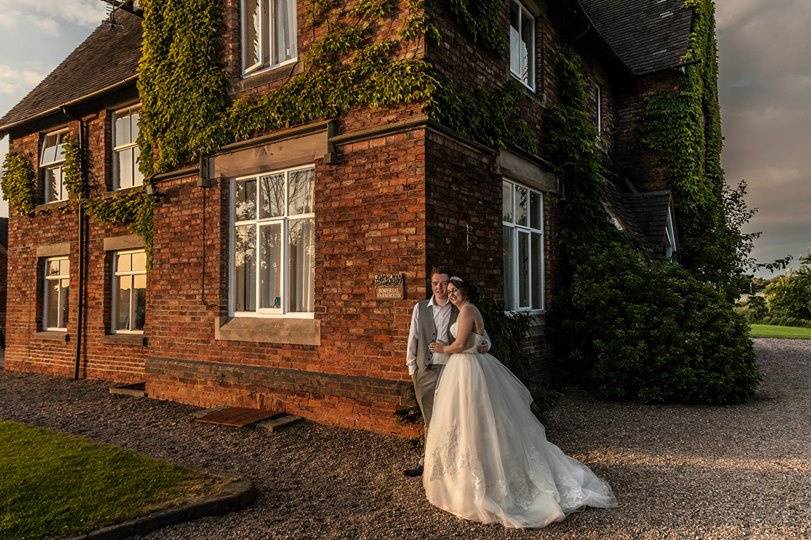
[449,276,478,302]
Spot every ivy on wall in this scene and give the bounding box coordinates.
[85,188,155,264]
[642,0,734,294]
[1,152,37,215]
[62,136,84,202]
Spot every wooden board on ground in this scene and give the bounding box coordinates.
[194,407,278,428]
[109,382,147,398]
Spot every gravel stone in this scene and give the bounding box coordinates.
[0,339,808,539]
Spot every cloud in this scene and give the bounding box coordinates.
[0,64,45,95]
[0,0,107,35]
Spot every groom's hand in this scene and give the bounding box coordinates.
[429,340,447,353]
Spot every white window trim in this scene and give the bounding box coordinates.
[240,0,298,77]
[502,179,545,314]
[665,206,677,258]
[510,0,536,92]
[228,164,315,319]
[41,128,69,203]
[112,105,144,190]
[595,84,603,136]
[111,249,146,334]
[43,256,69,331]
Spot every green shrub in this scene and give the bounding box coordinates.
[765,260,811,320]
[758,316,811,329]
[551,237,760,404]
[745,295,769,321]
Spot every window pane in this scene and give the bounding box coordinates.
[244,0,262,68]
[132,274,146,331]
[518,231,530,308]
[259,173,284,218]
[274,0,297,64]
[133,146,144,186]
[116,275,131,330]
[521,9,534,86]
[288,168,314,215]
[235,178,257,221]
[531,232,543,309]
[46,167,60,201]
[60,259,70,276]
[47,281,59,328]
[53,133,67,163]
[116,253,131,273]
[131,110,140,141]
[515,186,528,226]
[258,223,282,309]
[510,2,520,76]
[47,259,61,276]
[503,226,515,310]
[502,181,513,222]
[530,191,541,229]
[131,251,146,272]
[288,218,314,312]
[60,279,70,328]
[116,149,133,189]
[115,113,131,147]
[235,225,256,311]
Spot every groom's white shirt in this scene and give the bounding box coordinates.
[406,296,454,376]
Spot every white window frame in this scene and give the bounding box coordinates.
[40,129,69,203]
[241,0,298,77]
[112,105,144,190]
[665,206,677,259]
[43,256,70,331]
[509,0,536,91]
[228,164,315,319]
[595,84,603,136]
[502,179,545,313]
[111,249,147,334]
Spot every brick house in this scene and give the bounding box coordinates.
[0,0,691,435]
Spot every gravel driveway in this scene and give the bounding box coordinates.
[1,339,809,540]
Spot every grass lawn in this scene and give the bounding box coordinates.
[0,420,213,539]
[750,324,811,339]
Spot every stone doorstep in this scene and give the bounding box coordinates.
[109,382,147,398]
[255,414,303,433]
[68,478,256,540]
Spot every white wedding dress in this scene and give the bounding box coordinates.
[423,322,617,528]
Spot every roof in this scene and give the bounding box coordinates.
[603,179,676,251]
[578,0,694,75]
[0,9,142,134]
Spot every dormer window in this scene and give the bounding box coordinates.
[112,105,144,190]
[242,0,297,76]
[40,129,69,203]
[509,0,535,91]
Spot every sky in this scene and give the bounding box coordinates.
[0,0,808,274]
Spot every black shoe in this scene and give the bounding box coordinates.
[403,464,424,477]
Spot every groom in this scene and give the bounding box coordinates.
[403,266,489,477]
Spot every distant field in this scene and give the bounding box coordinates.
[750,324,811,339]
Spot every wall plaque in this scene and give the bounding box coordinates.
[374,273,405,299]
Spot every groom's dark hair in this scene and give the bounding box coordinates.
[430,265,451,277]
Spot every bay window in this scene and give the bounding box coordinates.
[230,165,315,316]
[502,179,544,311]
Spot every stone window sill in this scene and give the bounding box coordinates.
[33,331,69,342]
[102,333,147,346]
[215,315,320,346]
[234,61,300,93]
[34,200,70,213]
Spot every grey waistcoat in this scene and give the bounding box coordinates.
[415,299,459,371]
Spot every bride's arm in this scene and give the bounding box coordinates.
[430,307,474,354]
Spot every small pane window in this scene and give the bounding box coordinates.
[509,0,535,90]
[112,106,143,190]
[231,165,316,316]
[112,250,147,333]
[43,257,70,330]
[242,0,297,75]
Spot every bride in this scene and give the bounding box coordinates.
[424,276,617,528]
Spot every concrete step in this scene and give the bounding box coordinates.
[109,382,146,398]
[256,414,303,433]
